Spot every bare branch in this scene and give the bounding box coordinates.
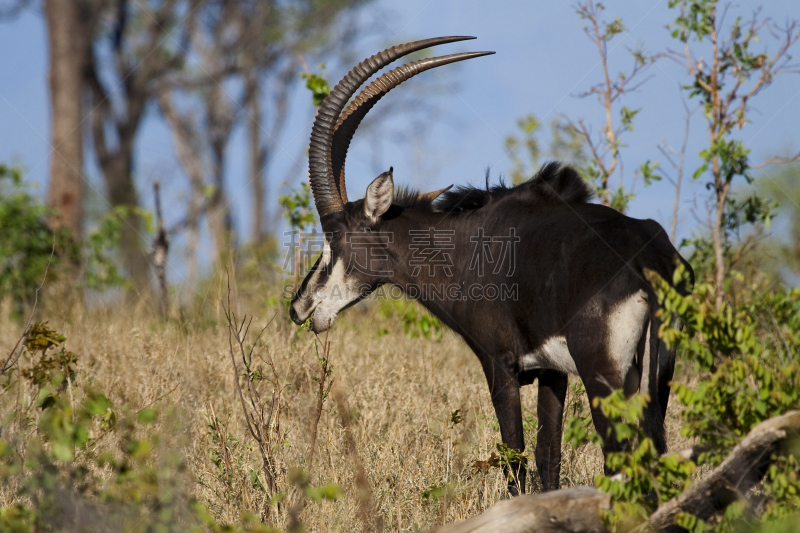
[751,151,800,169]
[0,0,31,19]
[671,98,693,242]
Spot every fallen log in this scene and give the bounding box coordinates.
[635,410,800,533]
[427,486,609,533]
[427,410,800,533]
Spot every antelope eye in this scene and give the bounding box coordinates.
[332,231,343,240]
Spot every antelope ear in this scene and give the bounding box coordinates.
[364,168,394,223]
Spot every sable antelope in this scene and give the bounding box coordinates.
[289,36,693,494]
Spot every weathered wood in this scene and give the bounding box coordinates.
[429,411,800,533]
[635,410,800,533]
[427,487,609,533]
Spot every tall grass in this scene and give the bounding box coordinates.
[0,282,691,531]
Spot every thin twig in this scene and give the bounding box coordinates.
[139,382,180,412]
[222,276,260,443]
[751,151,800,169]
[307,324,332,477]
[221,269,283,514]
[670,97,693,242]
[208,403,233,486]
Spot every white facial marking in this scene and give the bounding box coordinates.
[607,290,650,381]
[321,239,332,268]
[309,257,362,333]
[520,336,577,375]
[326,259,349,296]
[304,238,333,290]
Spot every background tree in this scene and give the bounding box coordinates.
[1,0,86,242]
[666,0,800,308]
[757,162,800,283]
[84,0,193,293]
[239,1,365,248]
[504,114,541,185]
[505,116,586,185]
[504,1,654,211]
[43,0,85,242]
[568,0,658,212]
[158,0,369,281]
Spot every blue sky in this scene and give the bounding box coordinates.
[1,0,799,282]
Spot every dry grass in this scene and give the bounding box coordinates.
[0,284,693,531]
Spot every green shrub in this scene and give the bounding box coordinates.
[376,298,443,340]
[0,165,74,314]
[0,163,134,310]
[0,323,279,532]
[567,265,800,531]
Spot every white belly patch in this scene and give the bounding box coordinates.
[520,336,577,375]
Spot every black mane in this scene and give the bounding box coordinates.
[435,162,593,212]
[393,162,593,212]
[393,185,437,211]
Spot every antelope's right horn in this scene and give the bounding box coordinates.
[307,36,481,221]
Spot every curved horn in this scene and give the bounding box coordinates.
[308,36,478,219]
[417,184,454,203]
[331,51,494,203]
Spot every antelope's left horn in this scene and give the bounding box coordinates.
[331,51,494,203]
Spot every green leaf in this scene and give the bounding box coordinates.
[305,483,342,503]
[84,393,111,417]
[250,469,267,493]
[137,408,157,425]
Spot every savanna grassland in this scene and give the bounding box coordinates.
[4,0,800,530]
[0,277,692,532]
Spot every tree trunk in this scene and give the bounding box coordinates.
[712,180,729,310]
[103,152,151,293]
[245,73,267,246]
[44,0,85,241]
[158,89,205,300]
[205,83,234,271]
[635,411,800,533]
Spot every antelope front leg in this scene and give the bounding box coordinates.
[535,370,568,491]
[482,358,526,495]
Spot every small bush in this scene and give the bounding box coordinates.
[0,165,74,314]
[0,323,274,532]
[566,266,800,531]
